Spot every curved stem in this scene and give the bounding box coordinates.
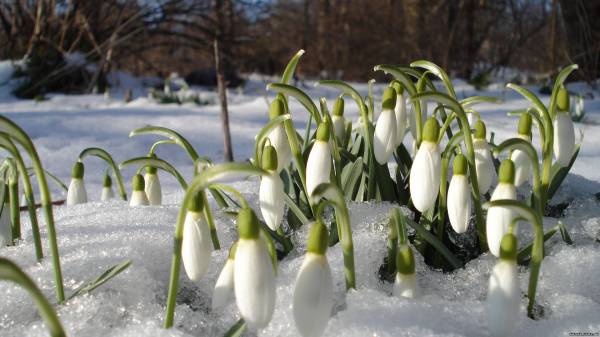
[79,147,127,200]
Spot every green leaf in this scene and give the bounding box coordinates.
[341,157,363,199]
[281,50,305,84]
[517,226,558,264]
[405,216,463,269]
[253,114,291,165]
[284,193,311,226]
[79,147,127,200]
[67,260,132,300]
[373,65,417,96]
[27,167,67,192]
[506,83,548,118]
[266,83,321,124]
[129,126,199,161]
[547,144,580,201]
[223,318,246,337]
[410,60,456,98]
[558,221,573,245]
[460,95,502,107]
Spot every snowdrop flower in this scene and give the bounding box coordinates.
[511,113,533,187]
[212,243,237,310]
[473,120,495,194]
[293,221,333,337]
[306,122,332,202]
[409,117,441,212]
[331,97,346,144]
[101,173,115,201]
[259,145,285,231]
[393,244,419,298]
[447,154,472,234]
[373,87,397,164]
[182,194,212,282]
[487,233,521,337]
[144,166,162,205]
[129,174,149,206]
[267,96,292,172]
[66,161,88,206]
[392,82,407,146]
[553,87,575,167]
[486,160,517,257]
[0,185,12,246]
[234,207,276,330]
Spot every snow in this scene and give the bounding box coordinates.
[0,68,599,337]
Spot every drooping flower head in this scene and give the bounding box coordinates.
[101,172,115,201]
[409,117,441,212]
[486,159,517,257]
[213,242,237,310]
[553,86,575,167]
[268,95,292,172]
[144,166,162,205]
[393,244,418,298]
[373,87,398,164]
[67,161,88,206]
[259,145,285,231]
[307,122,332,202]
[473,120,495,194]
[181,193,212,282]
[391,81,407,146]
[447,154,472,234]
[129,174,149,206]
[332,96,346,144]
[511,113,533,187]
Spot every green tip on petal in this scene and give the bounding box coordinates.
[499,233,518,260]
[473,120,486,139]
[103,173,112,187]
[237,207,260,240]
[146,166,157,175]
[186,192,204,213]
[228,242,238,260]
[396,244,416,275]
[132,174,145,191]
[262,144,278,171]
[422,117,440,143]
[453,154,468,176]
[381,87,397,110]
[333,97,345,117]
[269,97,286,119]
[391,81,404,95]
[71,161,84,179]
[498,159,515,184]
[316,122,331,142]
[307,221,329,255]
[518,113,533,136]
[557,86,570,112]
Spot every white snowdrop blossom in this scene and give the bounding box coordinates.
[332,97,346,144]
[373,87,398,164]
[473,121,495,194]
[267,97,292,172]
[129,174,149,206]
[259,145,285,231]
[66,162,88,206]
[393,244,419,299]
[212,245,236,310]
[144,167,162,205]
[447,155,471,234]
[486,160,517,257]
[306,123,332,202]
[393,84,407,146]
[181,196,212,282]
[410,118,441,213]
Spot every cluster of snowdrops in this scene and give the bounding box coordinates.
[0,50,581,337]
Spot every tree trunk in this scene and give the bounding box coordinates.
[214,0,234,162]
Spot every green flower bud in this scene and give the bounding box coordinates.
[237,207,260,240]
[103,173,112,187]
[146,166,158,175]
[422,117,440,143]
[71,161,84,179]
[453,154,468,176]
[269,97,286,119]
[499,233,518,260]
[518,113,533,137]
[132,174,145,191]
[396,244,416,275]
[262,144,278,171]
[498,159,515,184]
[316,122,331,142]
[307,220,329,255]
[391,81,404,96]
[474,120,486,140]
[382,87,397,110]
[186,192,205,213]
[333,97,345,117]
[557,86,570,112]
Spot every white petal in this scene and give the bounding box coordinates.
[467,112,476,126]
[212,258,235,310]
[306,141,331,200]
[234,238,276,330]
[101,186,115,201]
[393,272,419,299]
[447,175,472,233]
[332,115,346,144]
[511,149,532,187]
[129,190,149,206]
[293,253,334,337]
[486,183,517,257]
[487,260,521,337]
[394,94,407,146]
[553,112,575,167]
[144,173,162,205]
[268,124,292,172]
[474,139,495,194]
[259,171,285,231]
[182,211,212,281]
[67,178,88,206]
[374,109,397,164]
[409,142,441,212]
[0,209,12,246]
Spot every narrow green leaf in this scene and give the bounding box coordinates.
[405,217,463,269]
[266,83,321,124]
[129,125,199,161]
[284,193,310,226]
[410,60,456,98]
[549,64,578,118]
[281,50,305,84]
[67,260,132,300]
[79,147,127,200]
[460,95,502,107]
[223,318,246,337]
[547,144,580,201]
[342,158,363,198]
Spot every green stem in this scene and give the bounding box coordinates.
[79,147,127,200]
[9,177,20,241]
